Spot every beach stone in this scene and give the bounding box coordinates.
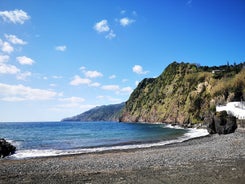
[207,111,237,134]
[0,138,16,158]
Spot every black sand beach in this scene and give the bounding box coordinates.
[0,129,244,184]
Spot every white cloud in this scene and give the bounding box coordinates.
[109,75,116,79]
[59,96,85,103]
[49,83,56,87]
[16,71,31,80]
[120,17,135,27]
[135,80,139,86]
[121,86,133,93]
[70,75,91,86]
[94,19,110,33]
[16,56,34,65]
[4,34,27,45]
[101,85,120,91]
[132,65,148,74]
[90,82,101,87]
[0,55,9,63]
[106,30,116,39]
[0,9,30,24]
[0,63,20,74]
[0,40,14,53]
[96,95,122,103]
[0,83,58,102]
[55,45,67,52]
[84,70,103,78]
[80,66,86,71]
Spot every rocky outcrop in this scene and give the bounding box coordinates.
[0,139,16,158]
[207,111,237,134]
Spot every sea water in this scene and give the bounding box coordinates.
[0,121,208,159]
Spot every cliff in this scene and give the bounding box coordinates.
[120,62,245,125]
[62,102,125,122]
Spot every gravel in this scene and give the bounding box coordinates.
[0,129,244,184]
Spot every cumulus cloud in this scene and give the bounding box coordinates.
[0,39,14,53]
[101,85,120,91]
[120,17,135,27]
[55,45,67,52]
[106,30,116,39]
[94,19,110,33]
[0,9,30,24]
[0,63,20,74]
[0,83,58,102]
[16,56,34,65]
[0,55,9,63]
[4,34,27,45]
[84,70,103,78]
[70,75,91,86]
[132,65,148,74]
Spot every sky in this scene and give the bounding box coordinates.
[0,0,244,122]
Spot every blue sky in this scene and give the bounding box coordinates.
[0,0,244,122]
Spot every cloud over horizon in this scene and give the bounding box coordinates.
[0,83,58,102]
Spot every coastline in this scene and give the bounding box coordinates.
[8,125,208,159]
[0,129,244,184]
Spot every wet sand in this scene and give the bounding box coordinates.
[0,129,244,184]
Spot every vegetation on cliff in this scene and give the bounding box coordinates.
[62,103,125,122]
[120,62,245,125]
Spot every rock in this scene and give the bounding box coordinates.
[0,138,16,158]
[207,111,237,134]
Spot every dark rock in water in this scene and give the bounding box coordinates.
[0,138,16,158]
[207,111,237,134]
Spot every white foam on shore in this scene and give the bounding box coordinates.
[10,128,209,159]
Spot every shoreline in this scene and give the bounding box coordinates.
[9,126,208,160]
[0,129,244,184]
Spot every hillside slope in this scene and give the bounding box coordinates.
[62,103,125,122]
[120,62,245,125]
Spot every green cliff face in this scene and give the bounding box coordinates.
[120,62,245,125]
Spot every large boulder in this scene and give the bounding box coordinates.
[0,138,16,158]
[207,111,237,134]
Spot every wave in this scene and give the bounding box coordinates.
[10,128,208,159]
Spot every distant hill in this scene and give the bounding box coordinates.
[62,102,125,122]
[120,61,245,125]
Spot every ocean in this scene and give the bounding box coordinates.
[0,121,208,159]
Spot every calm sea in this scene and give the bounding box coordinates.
[0,121,208,159]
